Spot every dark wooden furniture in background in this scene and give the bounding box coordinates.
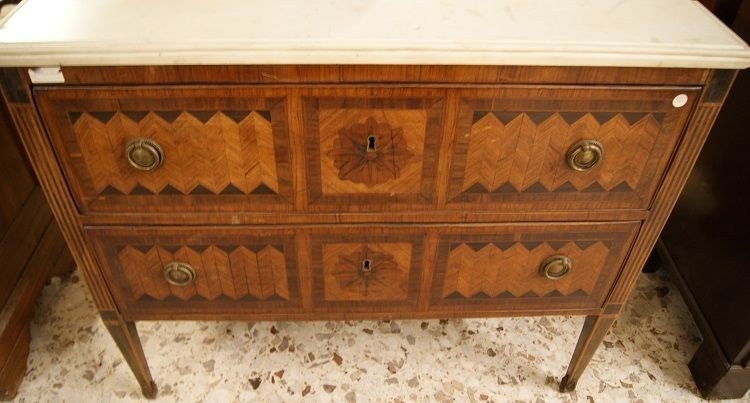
[0,1,74,399]
[0,93,73,400]
[654,0,750,399]
[0,64,736,397]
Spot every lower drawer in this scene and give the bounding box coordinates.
[87,222,637,319]
[427,223,637,312]
[88,227,302,317]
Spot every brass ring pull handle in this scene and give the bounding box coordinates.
[566,140,603,172]
[125,138,164,171]
[540,255,572,280]
[163,262,196,286]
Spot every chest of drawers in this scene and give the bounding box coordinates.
[1,0,749,398]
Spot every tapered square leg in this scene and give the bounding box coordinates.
[100,312,157,398]
[559,314,617,392]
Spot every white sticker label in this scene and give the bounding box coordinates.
[28,67,65,84]
[672,94,688,108]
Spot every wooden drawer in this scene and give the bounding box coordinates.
[429,222,638,312]
[89,222,635,318]
[35,87,294,214]
[87,227,301,317]
[302,88,444,211]
[447,87,698,211]
[308,227,426,312]
[37,85,695,217]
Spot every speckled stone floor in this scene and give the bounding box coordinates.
[8,269,749,402]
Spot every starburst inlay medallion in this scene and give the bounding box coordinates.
[328,117,414,186]
[331,245,400,298]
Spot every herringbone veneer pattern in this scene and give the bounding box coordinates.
[71,110,279,196]
[439,240,609,300]
[116,244,290,302]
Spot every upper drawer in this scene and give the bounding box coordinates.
[34,87,294,214]
[447,87,699,211]
[36,85,697,216]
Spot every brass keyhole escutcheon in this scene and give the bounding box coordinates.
[540,255,572,280]
[366,135,377,152]
[566,140,604,172]
[360,259,372,276]
[163,262,196,286]
[125,138,164,171]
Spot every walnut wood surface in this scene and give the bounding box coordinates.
[88,227,301,318]
[0,85,74,400]
[0,190,50,308]
[88,223,636,320]
[0,64,735,395]
[0,69,116,312]
[58,65,708,86]
[657,2,750,399]
[0,323,28,401]
[559,314,618,392]
[448,87,698,211]
[303,88,443,210]
[606,70,737,305]
[430,223,637,312]
[35,87,293,214]
[0,102,34,239]
[563,70,738,390]
[34,84,697,216]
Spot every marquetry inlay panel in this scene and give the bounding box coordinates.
[116,244,290,302]
[87,227,300,315]
[322,242,412,301]
[310,230,424,310]
[303,89,444,210]
[34,87,293,213]
[448,87,699,210]
[329,117,415,186]
[440,241,607,299]
[430,223,638,310]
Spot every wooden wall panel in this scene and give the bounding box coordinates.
[0,101,34,238]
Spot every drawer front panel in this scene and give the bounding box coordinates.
[430,222,638,311]
[35,87,293,213]
[448,87,698,210]
[303,88,444,211]
[310,228,425,311]
[87,227,301,316]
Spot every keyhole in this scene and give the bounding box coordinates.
[361,259,372,273]
[366,135,376,152]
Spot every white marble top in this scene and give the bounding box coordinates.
[0,0,749,68]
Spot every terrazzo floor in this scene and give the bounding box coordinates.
[9,269,749,403]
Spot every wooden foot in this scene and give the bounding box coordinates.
[689,339,750,399]
[100,312,157,399]
[0,323,30,401]
[559,314,617,392]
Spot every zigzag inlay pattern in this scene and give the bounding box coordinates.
[461,111,662,194]
[117,244,290,302]
[70,110,280,196]
[441,241,609,300]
